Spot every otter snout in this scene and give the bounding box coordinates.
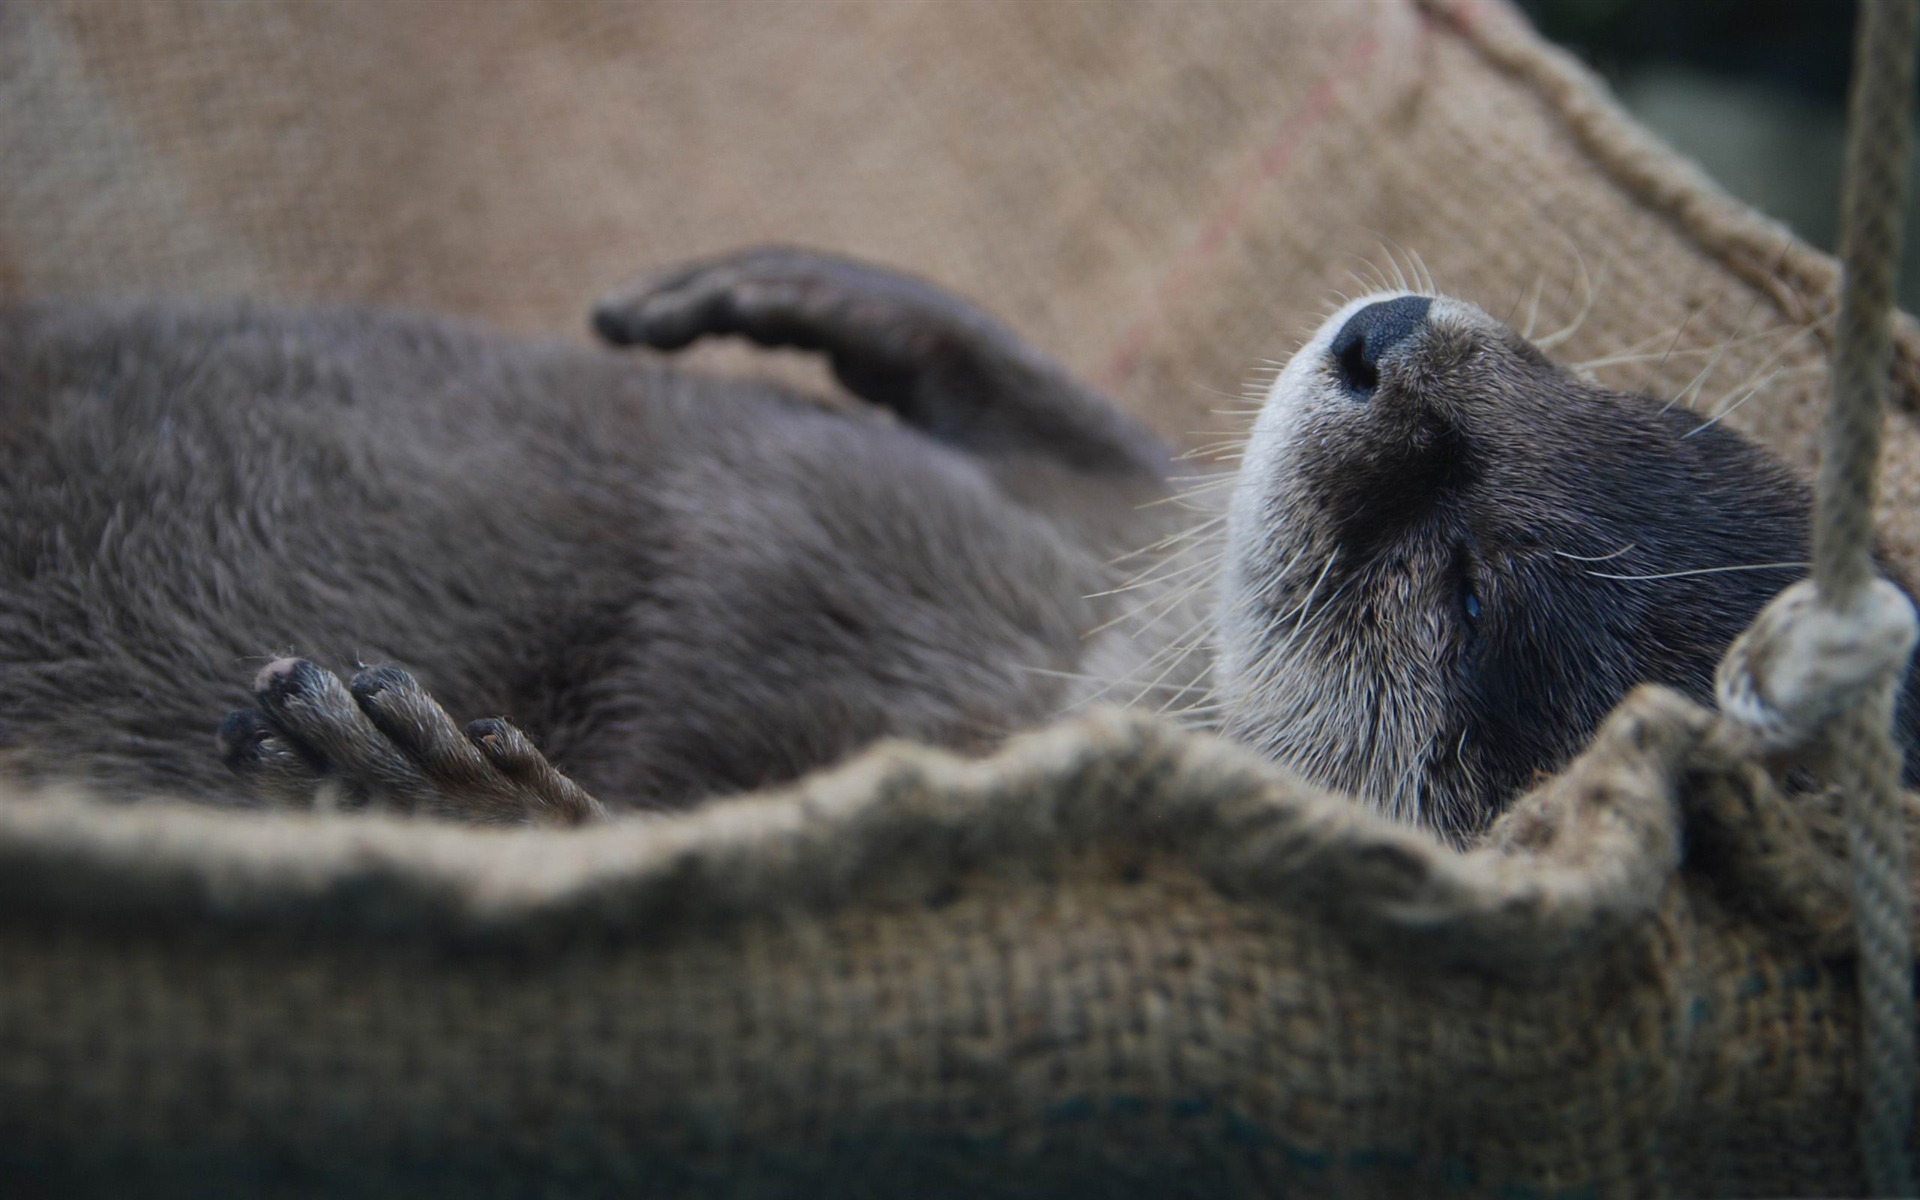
[1329,295,1432,402]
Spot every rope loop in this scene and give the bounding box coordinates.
[1716,577,1919,754]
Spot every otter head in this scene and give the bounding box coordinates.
[1218,291,1863,844]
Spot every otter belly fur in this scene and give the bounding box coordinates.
[0,250,1912,840]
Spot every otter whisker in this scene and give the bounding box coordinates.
[1533,244,1596,350]
[1084,560,1221,637]
[1406,244,1437,295]
[1655,303,1701,377]
[1160,708,1226,731]
[1153,671,1221,717]
[1571,326,1693,372]
[1380,234,1433,296]
[1392,240,1428,294]
[1357,244,1397,295]
[1111,609,1215,676]
[1107,511,1227,566]
[1587,561,1808,582]
[1567,318,1710,382]
[1499,283,1526,329]
[1021,665,1209,701]
[1660,264,1787,413]
[1157,689,1226,712]
[1390,734,1435,825]
[1094,577,1214,619]
[1571,323,1799,372]
[1129,616,1220,709]
[1552,543,1636,563]
[1180,431,1252,447]
[1341,267,1383,300]
[1267,550,1346,662]
[1381,242,1410,292]
[1387,242,1412,292]
[1065,604,1219,711]
[1133,562,1227,625]
[1518,271,1548,341]
[1140,476,1238,509]
[1185,380,1263,406]
[1085,548,1226,599]
[1683,325,1824,431]
[1140,677,1216,701]
[1684,362,1824,439]
[1340,251,1393,297]
[1178,437,1253,460]
[1132,530,1227,565]
[1178,451,1245,468]
[1142,476,1238,506]
[1663,338,1735,413]
[1182,443,1252,460]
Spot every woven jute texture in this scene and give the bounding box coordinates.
[0,691,1910,1198]
[4,0,1920,1195]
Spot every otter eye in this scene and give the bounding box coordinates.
[1454,549,1482,625]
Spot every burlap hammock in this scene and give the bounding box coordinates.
[1,0,1916,1195]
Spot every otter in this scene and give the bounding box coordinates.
[0,249,1176,824]
[0,248,1912,841]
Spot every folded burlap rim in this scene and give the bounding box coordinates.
[1431,0,1920,408]
[0,685,1870,983]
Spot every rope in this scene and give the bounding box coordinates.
[1824,3,1918,1193]
[1715,3,1918,1192]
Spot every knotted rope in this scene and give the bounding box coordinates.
[1716,2,1919,1192]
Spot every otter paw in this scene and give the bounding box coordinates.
[590,245,1016,404]
[216,658,607,825]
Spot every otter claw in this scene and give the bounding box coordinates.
[220,658,607,825]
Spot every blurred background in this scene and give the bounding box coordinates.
[4,0,1913,515]
[1518,0,1920,306]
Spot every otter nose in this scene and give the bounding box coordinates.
[1329,296,1432,400]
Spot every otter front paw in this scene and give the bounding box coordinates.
[591,247,1168,482]
[216,659,607,826]
[591,245,1010,415]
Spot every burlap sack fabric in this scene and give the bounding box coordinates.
[1,0,1917,1195]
